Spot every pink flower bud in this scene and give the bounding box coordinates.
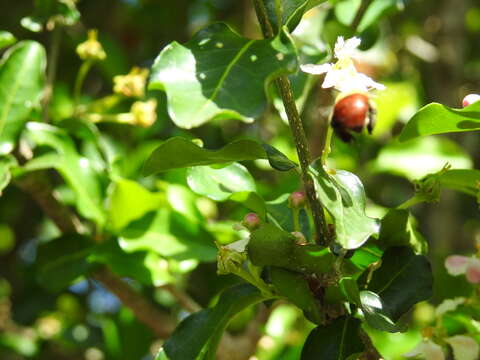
[465,258,480,284]
[242,213,261,231]
[289,191,306,208]
[445,255,470,276]
[462,94,480,108]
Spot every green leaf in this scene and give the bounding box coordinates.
[266,193,311,237]
[265,0,311,33]
[118,184,217,262]
[0,31,16,50]
[262,143,297,171]
[339,277,361,305]
[378,209,428,255]
[107,178,164,232]
[143,137,265,175]
[164,284,268,360]
[248,223,335,274]
[368,246,433,322]
[0,41,46,154]
[149,23,298,128]
[271,267,321,323]
[89,240,173,287]
[335,0,399,32]
[371,137,472,180]
[301,316,364,360]
[143,137,296,175]
[186,163,267,217]
[186,163,256,201]
[399,101,480,142]
[311,163,379,249]
[37,234,94,291]
[21,123,106,225]
[436,169,480,197]
[359,290,403,333]
[0,155,17,194]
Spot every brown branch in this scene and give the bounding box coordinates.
[14,171,175,339]
[351,0,374,32]
[160,284,201,313]
[94,267,175,338]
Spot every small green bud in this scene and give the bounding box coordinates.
[217,246,246,275]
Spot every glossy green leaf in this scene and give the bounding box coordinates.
[265,0,311,33]
[359,290,403,333]
[371,137,472,180]
[107,178,164,231]
[0,41,46,154]
[368,246,433,322]
[0,31,16,50]
[143,137,296,175]
[399,101,480,142]
[21,123,106,225]
[37,234,94,291]
[164,284,268,360]
[149,23,297,128]
[301,316,364,360]
[378,209,428,255]
[311,163,380,249]
[143,137,265,175]
[266,193,311,237]
[0,155,17,194]
[186,163,256,201]
[89,240,173,287]
[271,267,321,323]
[248,223,335,274]
[119,184,217,262]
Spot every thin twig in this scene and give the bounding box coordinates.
[252,0,329,245]
[94,267,175,338]
[351,0,374,32]
[42,26,62,123]
[160,284,201,313]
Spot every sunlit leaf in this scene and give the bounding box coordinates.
[311,163,380,249]
[0,31,16,50]
[149,23,297,128]
[0,41,46,154]
[107,178,164,231]
[0,155,16,194]
[21,122,106,225]
[371,137,472,180]
[399,101,480,142]
[360,290,403,333]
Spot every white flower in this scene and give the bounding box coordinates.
[445,335,479,360]
[435,297,466,317]
[300,36,385,93]
[404,340,445,360]
[225,238,249,253]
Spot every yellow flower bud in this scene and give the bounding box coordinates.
[113,67,149,98]
[76,29,106,61]
[131,99,157,127]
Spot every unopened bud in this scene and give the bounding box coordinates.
[289,191,306,208]
[131,99,157,127]
[242,213,261,231]
[76,29,106,61]
[462,94,480,108]
[113,67,149,98]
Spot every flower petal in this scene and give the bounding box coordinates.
[465,258,480,284]
[334,36,361,59]
[446,335,479,360]
[405,340,445,360]
[435,297,466,317]
[225,238,249,252]
[445,255,471,276]
[300,63,332,75]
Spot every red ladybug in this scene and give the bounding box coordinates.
[331,93,376,142]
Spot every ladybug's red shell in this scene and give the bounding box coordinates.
[331,93,373,142]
